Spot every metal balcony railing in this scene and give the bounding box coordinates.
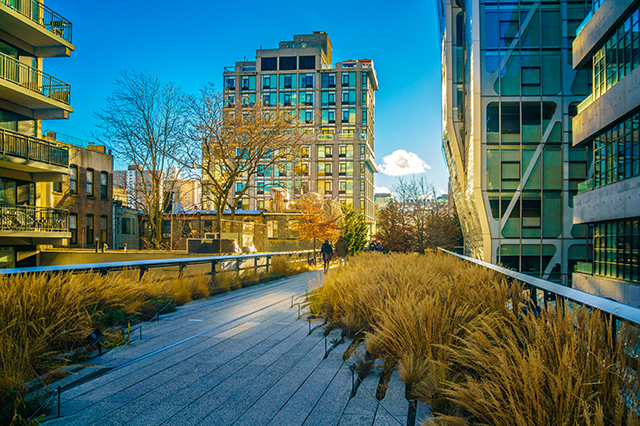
[0,204,68,233]
[0,51,71,104]
[0,0,72,43]
[0,128,69,167]
[577,178,594,194]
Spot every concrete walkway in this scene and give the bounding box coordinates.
[41,270,417,426]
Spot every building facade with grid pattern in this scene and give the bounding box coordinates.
[571,0,640,307]
[219,32,378,225]
[437,0,593,285]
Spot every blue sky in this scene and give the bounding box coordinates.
[43,0,448,194]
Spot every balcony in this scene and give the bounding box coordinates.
[0,127,69,175]
[574,261,593,275]
[577,178,593,194]
[0,51,72,119]
[0,204,70,241]
[338,132,354,140]
[0,0,74,57]
[318,134,333,140]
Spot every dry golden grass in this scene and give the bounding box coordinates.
[314,253,640,425]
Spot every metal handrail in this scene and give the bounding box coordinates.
[0,204,69,233]
[439,248,640,326]
[0,250,318,276]
[0,0,72,43]
[0,51,71,104]
[0,127,69,167]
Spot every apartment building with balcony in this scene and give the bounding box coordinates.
[219,32,378,226]
[437,0,592,285]
[571,0,640,307]
[0,0,74,267]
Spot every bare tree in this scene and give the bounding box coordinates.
[375,177,461,252]
[185,83,306,235]
[94,70,188,248]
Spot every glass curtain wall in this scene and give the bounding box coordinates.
[479,0,591,282]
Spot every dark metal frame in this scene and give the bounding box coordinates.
[0,128,69,167]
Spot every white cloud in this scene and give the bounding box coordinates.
[379,150,431,176]
[374,186,391,194]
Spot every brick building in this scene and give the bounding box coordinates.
[47,133,114,249]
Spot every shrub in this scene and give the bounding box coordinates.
[313,253,640,425]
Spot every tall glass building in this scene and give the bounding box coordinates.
[437,0,593,284]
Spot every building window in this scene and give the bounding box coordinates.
[69,213,77,245]
[261,57,277,71]
[121,217,132,235]
[86,169,94,197]
[86,214,94,245]
[53,180,62,193]
[318,162,332,177]
[322,74,336,88]
[362,73,368,89]
[223,76,235,90]
[299,73,315,89]
[593,113,640,188]
[300,91,314,106]
[593,218,640,282]
[100,172,108,199]
[341,90,356,106]
[299,56,315,70]
[318,145,332,159]
[280,74,296,90]
[279,56,297,71]
[100,215,108,243]
[267,220,278,238]
[70,165,78,194]
[342,72,355,88]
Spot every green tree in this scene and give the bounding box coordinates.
[341,204,368,255]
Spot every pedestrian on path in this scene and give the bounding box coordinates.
[334,235,348,266]
[320,239,333,274]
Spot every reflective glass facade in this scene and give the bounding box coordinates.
[439,0,592,284]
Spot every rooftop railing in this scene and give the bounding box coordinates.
[0,127,69,167]
[0,51,71,104]
[0,204,68,233]
[0,0,72,43]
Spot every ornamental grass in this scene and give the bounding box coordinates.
[313,252,640,425]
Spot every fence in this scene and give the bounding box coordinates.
[439,248,640,371]
[0,250,320,281]
[0,0,73,43]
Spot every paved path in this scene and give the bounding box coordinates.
[42,270,414,426]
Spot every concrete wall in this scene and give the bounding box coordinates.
[573,175,640,224]
[572,0,636,69]
[573,272,640,308]
[572,65,640,146]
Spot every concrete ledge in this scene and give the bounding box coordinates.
[572,65,640,146]
[573,175,640,224]
[573,0,636,70]
[573,273,640,308]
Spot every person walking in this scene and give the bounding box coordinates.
[334,235,349,266]
[320,239,333,274]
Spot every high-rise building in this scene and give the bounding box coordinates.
[220,32,378,225]
[437,0,592,284]
[0,1,74,267]
[570,0,640,306]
